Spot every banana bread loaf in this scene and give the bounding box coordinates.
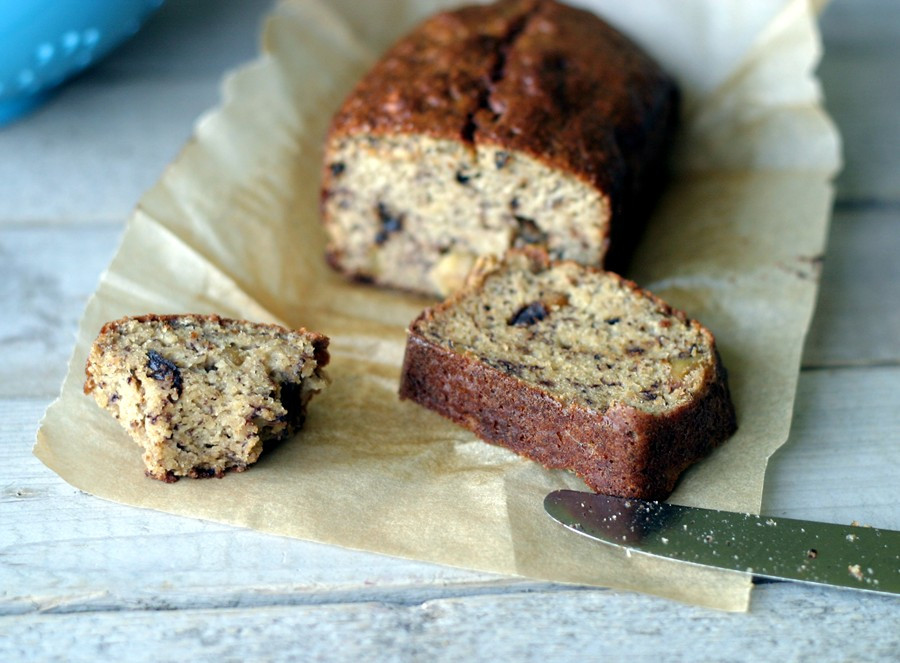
[84,314,330,482]
[399,251,736,499]
[321,0,679,297]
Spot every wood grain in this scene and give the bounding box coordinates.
[2,584,898,663]
[801,208,900,367]
[819,0,900,202]
[0,226,119,398]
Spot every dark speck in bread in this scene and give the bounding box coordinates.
[509,301,548,326]
[147,350,183,396]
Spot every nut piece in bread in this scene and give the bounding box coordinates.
[321,0,679,296]
[84,314,330,482]
[399,250,736,499]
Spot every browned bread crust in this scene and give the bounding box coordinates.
[328,0,677,186]
[398,251,736,499]
[322,0,679,293]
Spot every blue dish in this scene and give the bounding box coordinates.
[0,0,164,126]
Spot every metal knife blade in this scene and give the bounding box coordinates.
[544,490,900,596]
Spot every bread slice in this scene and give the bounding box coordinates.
[84,314,329,482]
[321,0,678,296]
[399,251,736,499]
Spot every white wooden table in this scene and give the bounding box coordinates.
[2,1,898,659]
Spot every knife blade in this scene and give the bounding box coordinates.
[544,490,900,596]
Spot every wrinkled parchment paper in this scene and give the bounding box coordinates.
[35,0,840,611]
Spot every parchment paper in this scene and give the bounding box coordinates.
[35,0,840,611]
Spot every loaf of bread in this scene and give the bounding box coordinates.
[399,250,736,499]
[84,314,330,482]
[321,0,679,297]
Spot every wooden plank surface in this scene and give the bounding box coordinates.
[1,0,899,659]
[801,207,900,368]
[817,0,900,202]
[3,584,899,663]
[0,225,120,398]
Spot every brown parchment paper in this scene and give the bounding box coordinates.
[35,0,841,611]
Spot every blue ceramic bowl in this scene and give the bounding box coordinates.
[0,0,164,126]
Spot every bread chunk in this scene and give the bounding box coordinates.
[84,314,329,482]
[399,251,736,499]
[322,0,678,296]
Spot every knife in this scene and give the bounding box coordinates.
[544,490,900,596]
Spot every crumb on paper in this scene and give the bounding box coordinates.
[848,564,864,581]
[846,533,858,542]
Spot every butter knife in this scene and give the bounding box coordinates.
[544,490,900,596]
